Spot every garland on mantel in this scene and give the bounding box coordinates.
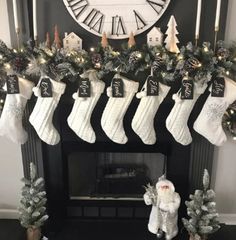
[0,39,236,139]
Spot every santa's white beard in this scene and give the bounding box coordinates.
[157,188,174,203]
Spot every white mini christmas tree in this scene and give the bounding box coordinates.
[19,162,48,229]
[182,169,220,240]
[164,15,180,53]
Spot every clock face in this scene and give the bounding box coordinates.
[63,0,171,39]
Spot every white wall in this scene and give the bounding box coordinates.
[0,0,23,218]
[211,0,236,225]
[0,0,11,46]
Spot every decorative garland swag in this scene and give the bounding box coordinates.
[0,38,236,145]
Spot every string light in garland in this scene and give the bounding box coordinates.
[4,63,11,70]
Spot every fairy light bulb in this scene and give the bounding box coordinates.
[226,70,230,75]
[137,53,142,58]
[233,136,236,141]
[40,58,47,64]
[95,63,101,68]
[204,47,208,52]
[90,47,95,52]
[0,54,3,59]
[4,63,11,69]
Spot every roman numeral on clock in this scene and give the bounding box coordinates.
[146,0,166,14]
[133,10,147,30]
[67,0,89,19]
[111,16,126,36]
[83,9,104,34]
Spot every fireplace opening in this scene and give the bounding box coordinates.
[68,152,166,201]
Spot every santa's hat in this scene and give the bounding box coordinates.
[156,179,175,192]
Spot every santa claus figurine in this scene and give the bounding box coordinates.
[144,177,181,240]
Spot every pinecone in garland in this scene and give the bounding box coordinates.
[91,53,102,69]
[183,57,201,73]
[217,47,230,61]
[152,55,165,73]
[11,56,29,74]
[128,51,142,65]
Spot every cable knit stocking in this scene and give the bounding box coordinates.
[67,70,105,143]
[166,81,208,145]
[0,77,34,144]
[29,77,66,145]
[101,74,139,144]
[131,80,170,145]
[194,76,236,146]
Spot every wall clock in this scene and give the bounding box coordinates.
[63,0,171,39]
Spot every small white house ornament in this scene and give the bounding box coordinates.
[147,27,163,47]
[63,32,83,51]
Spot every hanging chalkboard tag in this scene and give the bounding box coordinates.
[181,79,194,100]
[79,78,91,97]
[211,77,225,97]
[40,78,52,98]
[6,75,20,94]
[112,78,124,98]
[147,75,159,96]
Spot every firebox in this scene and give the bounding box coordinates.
[68,152,165,200]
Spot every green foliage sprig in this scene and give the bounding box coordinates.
[1,39,236,85]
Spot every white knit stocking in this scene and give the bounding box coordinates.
[101,74,139,144]
[131,81,170,145]
[29,77,66,145]
[194,77,236,146]
[0,77,34,144]
[67,70,105,143]
[166,82,207,145]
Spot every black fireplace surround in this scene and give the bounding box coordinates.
[14,0,229,234]
[21,72,215,232]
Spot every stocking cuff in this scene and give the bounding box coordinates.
[34,78,66,97]
[114,74,139,93]
[18,77,35,99]
[208,76,236,104]
[73,80,105,99]
[51,79,66,94]
[91,80,105,94]
[159,83,171,97]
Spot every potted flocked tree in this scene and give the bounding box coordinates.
[19,162,48,240]
[182,169,220,240]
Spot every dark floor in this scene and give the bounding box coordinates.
[0,219,236,240]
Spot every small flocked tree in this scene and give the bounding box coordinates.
[19,162,48,240]
[182,169,220,240]
[164,15,180,53]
